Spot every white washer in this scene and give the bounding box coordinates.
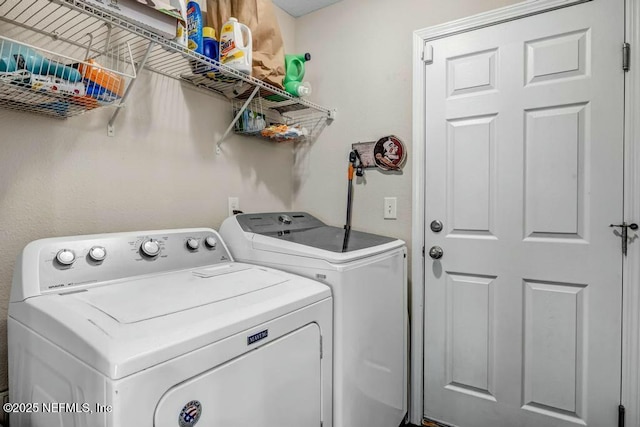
[8,228,332,427]
[220,212,408,427]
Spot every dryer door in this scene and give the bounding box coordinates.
[154,323,322,427]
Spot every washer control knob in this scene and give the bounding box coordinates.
[88,246,107,262]
[140,239,161,257]
[56,249,76,266]
[204,236,217,249]
[186,238,200,251]
[278,214,292,225]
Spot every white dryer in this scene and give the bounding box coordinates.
[220,212,408,427]
[8,228,332,427]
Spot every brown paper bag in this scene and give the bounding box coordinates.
[207,0,285,89]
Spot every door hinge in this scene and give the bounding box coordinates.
[422,246,425,257]
[619,404,625,427]
[422,43,433,64]
[320,336,323,359]
[623,42,630,72]
[609,222,638,256]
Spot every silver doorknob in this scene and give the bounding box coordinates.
[428,246,443,260]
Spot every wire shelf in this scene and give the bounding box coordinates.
[0,0,334,137]
[231,95,329,143]
[0,35,135,118]
[231,88,327,142]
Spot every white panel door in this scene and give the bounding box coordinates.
[423,1,624,426]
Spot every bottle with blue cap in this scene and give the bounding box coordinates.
[201,26,219,73]
[187,1,203,54]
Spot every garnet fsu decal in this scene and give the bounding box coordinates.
[178,400,202,427]
[373,135,406,171]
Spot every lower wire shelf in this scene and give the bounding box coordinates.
[232,96,330,144]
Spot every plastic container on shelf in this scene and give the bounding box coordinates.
[284,80,311,97]
[201,27,219,73]
[0,41,82,82]
[169,0,188,47]
[71,59,126,110]
[283,53,310,85]
[283,53,311,97]
[186,1,203,54]
[219,17,252,74]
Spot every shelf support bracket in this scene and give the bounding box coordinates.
[216,85,261,155]
[107,41,154,137]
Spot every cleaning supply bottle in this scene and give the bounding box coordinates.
[201,26,219,73]
[283,53,310,86]
[219,17,252,74]
[170,0,188,47]
[282,53,311,97]
[186,1,203,54]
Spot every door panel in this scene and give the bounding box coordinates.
[447,115,497,235]
[524,103,587,238]
[423,2,624,426]
[445,273,496,400]
[523,280,586,416]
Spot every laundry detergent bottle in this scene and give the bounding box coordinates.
[283,53,310,85]
[219,17,252,74]
[284,81,312,97]
[282,53,311,97]
[201,26,219,73]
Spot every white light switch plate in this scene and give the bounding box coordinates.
[384,197,397,219]
[228,197,239,217]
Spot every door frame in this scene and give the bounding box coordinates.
[410,0,640,425]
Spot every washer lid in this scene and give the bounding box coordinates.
[267,225,396,253]
[9,263,331,379]
[234,212,404,263]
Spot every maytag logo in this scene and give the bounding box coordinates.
[247,330,268,345]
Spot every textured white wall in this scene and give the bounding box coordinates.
[292,0,521,265]
[274,6,297,53]
[0,8,296,390]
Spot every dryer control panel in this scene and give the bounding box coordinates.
[15,229,233,298]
